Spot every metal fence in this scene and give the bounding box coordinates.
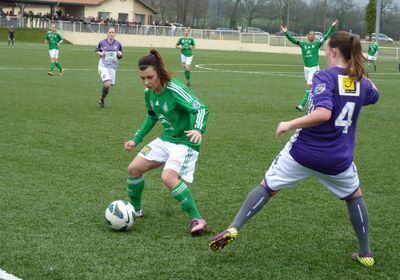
[1,16,399,60]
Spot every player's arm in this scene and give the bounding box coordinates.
[321,20,338,43]
[57,33,63,45]
[129,111,158,146]
[174,90,209,143]
[276,107,332,138]
[117,44,123,59]
[176,38,183,49]
[190,39,195,49]
[280,25,299,45]
[95,42,104,56]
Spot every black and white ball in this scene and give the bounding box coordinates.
[105,200,136,231]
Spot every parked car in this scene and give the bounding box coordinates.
[369,33,394,43]
[241,27,268,35]
[215,27,239,35]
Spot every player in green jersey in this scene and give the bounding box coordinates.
[281,20,338,111]
[176,27,195,86]
[45,24,64,76]
[367,39,378,72]
[124,49,209,236]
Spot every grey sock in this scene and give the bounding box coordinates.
[229,185,271,230]
[346,196,371,255]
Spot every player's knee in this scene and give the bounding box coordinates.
[127,162,141,178]
[161,169,179,188]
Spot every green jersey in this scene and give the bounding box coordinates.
[176,37,195,57]
[45,31,63,50]
[132,79,208,151]
[284,25,335,67]
[368,43,378,56]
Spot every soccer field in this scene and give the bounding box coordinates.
[0,43,399,279]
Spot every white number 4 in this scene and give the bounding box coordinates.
[335,102,355,133]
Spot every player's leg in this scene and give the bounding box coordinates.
[48,50,56,75]
[163,142,206,235]
[209,143,310,252]
[53,50,64,75]
[367,59,371,72]
[184,56,193,86]
[316,163,374,266]
[98,66,112,107]
[127,147,163,217]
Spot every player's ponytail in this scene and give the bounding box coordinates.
[138,49,172,86]
[328,31,367,81]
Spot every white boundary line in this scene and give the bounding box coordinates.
[0,268,23,280]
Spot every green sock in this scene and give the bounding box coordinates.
[300,89,310,107]
[50,62,55,71]
[367,62,371,72]
[127,176,145,211]
[55,62,62,71]
[374,64,377,72]
[184,70,191,82]
[170,181,201,219]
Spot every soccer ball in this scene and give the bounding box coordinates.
[105,200,136,231]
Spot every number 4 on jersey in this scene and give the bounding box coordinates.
[335,102,355,133]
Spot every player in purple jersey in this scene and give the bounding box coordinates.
[95,27,123,108]
[209,31,379,267]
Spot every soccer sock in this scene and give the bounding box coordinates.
[170,181,201,219]
[101,86,109,99]
[55,62,62,71]
[367,62,371,72]
[229,185,271,230]
[50,62,55,71]
[346,196,371,256]
[127,175,145,211]
[300,89,311,107]
[184,70,191,82]
[374,64,377,72]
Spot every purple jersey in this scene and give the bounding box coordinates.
[95,39,123,69]
[289,67,379,175]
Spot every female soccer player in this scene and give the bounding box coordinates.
[209,32,379,267]
[176,27,195,86]
[281,20,338,111]
[45,24,64,76]
[124,49,209,236]
[95,27,123,108]
[367,39,379,72]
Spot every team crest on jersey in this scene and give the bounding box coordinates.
[192,100,200,109]
[338,75,360,96]
[314,83,326,95]
[155,100,160,106]
[140,145,152,156]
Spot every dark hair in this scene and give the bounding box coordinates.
[138,49,172,86]
[328,31,367,81]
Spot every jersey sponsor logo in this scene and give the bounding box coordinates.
[163,102,168,112]
[192,100,200,109]
[140,145,152,155]
[338,75,360,96]
[314,83,326,95]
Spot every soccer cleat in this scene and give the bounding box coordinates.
[98,98,105,108]
[47,71,54,76]
[352,252,375,267]
[135,209,144,218]
[190,218,208,236]
[186,81,191,87]
[295,104,303,111]
[59,69,65,76]
[209,227,238,253]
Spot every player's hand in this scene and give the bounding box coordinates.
[184,130,202,143]
[332,20,339,27]
[280,25,287,33]
[275,121,292,138]
[117,51,123,58]
[57,43,60,46]
[124,140,137,151]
